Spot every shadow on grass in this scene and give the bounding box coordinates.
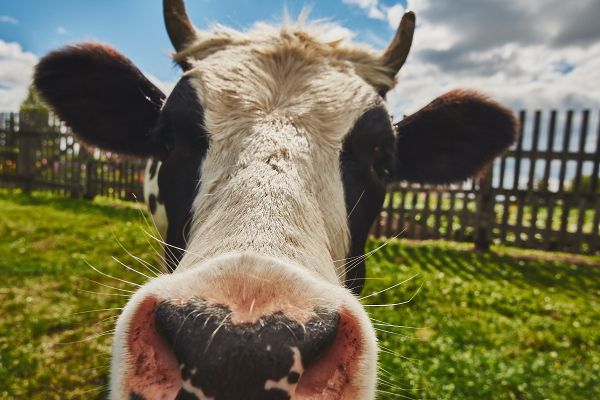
[368,240,600,296]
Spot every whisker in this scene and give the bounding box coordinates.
[377,376,421,393]
[83,278,136,294]
[182,215,194,249]
[112,256,155,280]
[364,282,423,308]
[376,389,417,400]
[347,190,365,219]
[58,329,115,345]
[204,313,231,354]
[359,273,420,301]
[173,308,203,347]
[134,193,166,242]
[140,227,207,262]
[343,277,389,284]
[130,197,172,267]
[334,228,406,265]
[72,308,124,315]
[94,314,120,325]
[83,259,142,288]
[112,232,165,276]
[76,288,131,298]
[378,365,401,381]
[373,327,413,339]
[336,229,406,279]
[140,227,170,267]
[378,346,420,362]
[369,318,425,329]
[78,383,110,397]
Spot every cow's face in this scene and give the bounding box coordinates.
[34,2,517,399]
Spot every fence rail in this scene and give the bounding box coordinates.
[0,112,145,201]
[372,109,600,254]
[1,110,599,254]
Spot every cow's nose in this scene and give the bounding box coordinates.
[154,297,339,400]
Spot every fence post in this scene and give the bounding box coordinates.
[9,112,15,133]
[84,159,96,200]
[70,158,81,198]
[474,167,494,251]
[17,132,37,194]
[68,137,79,198]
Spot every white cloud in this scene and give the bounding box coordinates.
[0,40,37,111]
[385,4,405,30]
[0,40,175,112]
[343,0,407,29]
[343,0,386,21]
[345,0,600,115]
[0,15,18,24]
[56,26,67,35]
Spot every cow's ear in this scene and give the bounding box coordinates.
[34,43,167,157]
[393,90,518,184]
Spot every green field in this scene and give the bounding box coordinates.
[0,191,599,399]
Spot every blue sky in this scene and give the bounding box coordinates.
[2,0,599,188]
[0,0,405,84]
[1,0,599,115]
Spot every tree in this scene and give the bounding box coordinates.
[19,84,49,130]
[566,175,600,194]
[19,85,48,114]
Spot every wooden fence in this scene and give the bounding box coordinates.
[372,109,600,254]
[0,112,145,201]
[1,110,599,254]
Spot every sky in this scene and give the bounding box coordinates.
[1,0,600,117]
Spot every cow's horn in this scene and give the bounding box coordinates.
[382,11,416,77]
[163,0,196,52]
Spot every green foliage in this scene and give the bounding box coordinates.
[18,86,50,131]
[1,191,599,399]
[19,85,49,114]
[566,175,600,194]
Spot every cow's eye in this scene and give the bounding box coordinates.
[372,144,394,180]
[343,106,395,180]
[151,118,175,154]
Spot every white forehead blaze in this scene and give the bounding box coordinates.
[175,23,390,282]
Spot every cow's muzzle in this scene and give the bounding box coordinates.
[156,298,339,399]
[125,295,362,400]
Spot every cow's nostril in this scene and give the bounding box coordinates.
[154,297,339,400]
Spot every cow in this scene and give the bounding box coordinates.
[33,1,518,399]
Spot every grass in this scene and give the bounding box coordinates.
[365,241,600,399]
[0,190,599,399]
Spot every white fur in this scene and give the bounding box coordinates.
[111,19,390,400]
[143,160,168,239]
[179,29,382,277]
[111,254,377,399]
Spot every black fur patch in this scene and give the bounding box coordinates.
[155,299,339,400]
[341,107,395,295]
[153,78,209,271]
[148,193,157,215]
[34,43,167,157]
[339,93,516,294]
[394,90,518,184]
[287,372,300,384]
[175,391,201,400]
[148,159,159,180]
